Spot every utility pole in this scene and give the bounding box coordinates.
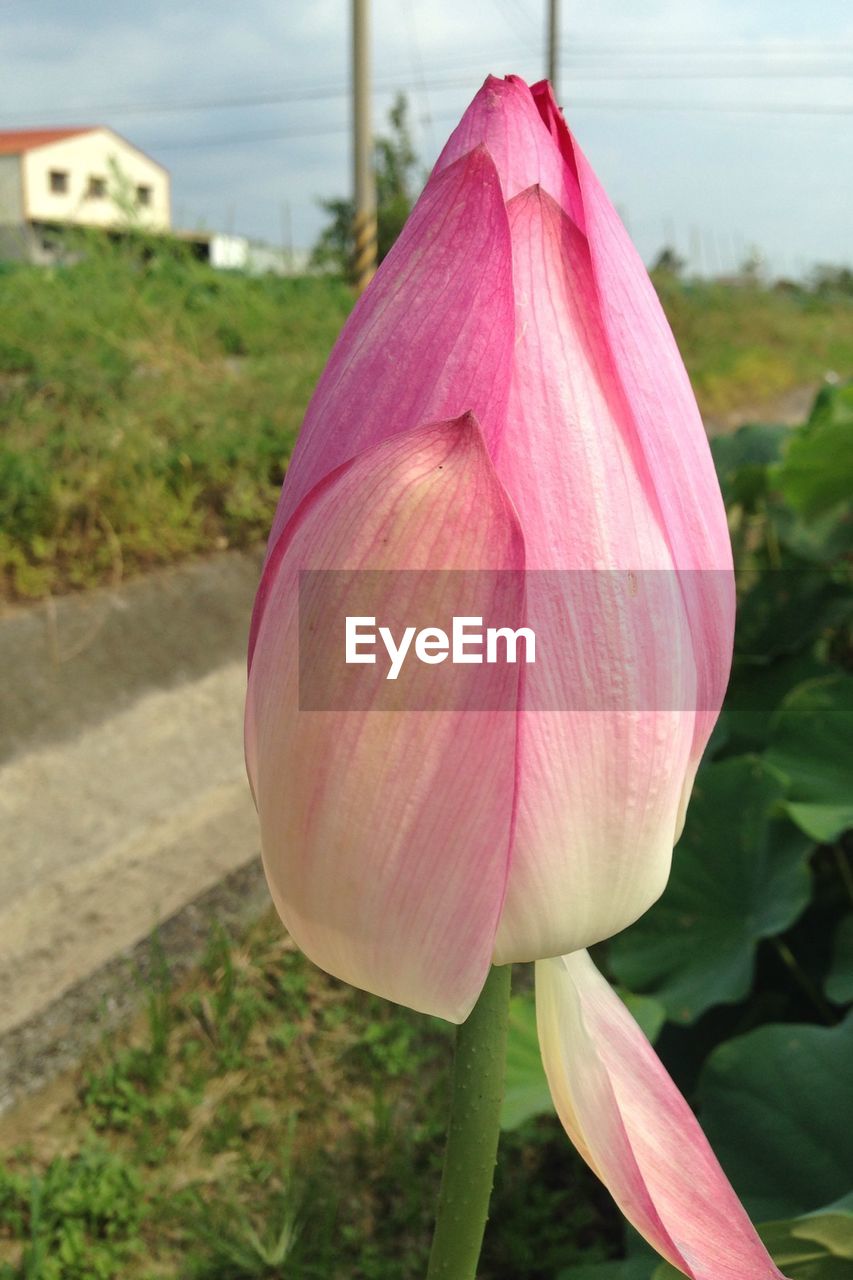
[280,200,293,274]
[352,0,377,295]
[547,0,559,98]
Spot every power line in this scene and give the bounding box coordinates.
[558,65,853,79]
[3,67,505,123]
[563,98,853,116]
[149,94,853,153]
[6,59,853,126]
[1,78,412,121]
[152,122,352,150]
[560,39,853,53]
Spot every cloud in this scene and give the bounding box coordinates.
[0,0,850,269]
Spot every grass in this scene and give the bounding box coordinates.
[0,237,351,600]
[2,238,853,602]
[0,916,615,1279]
[653,272,853,417]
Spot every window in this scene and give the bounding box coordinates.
[87,175,107,198]
[49,170,68,194]
[136,184,152,207]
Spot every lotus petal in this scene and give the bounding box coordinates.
[247,415,525,1022]
[536,952,786,1280]
[493,185,696,964]
[261,145,514,565]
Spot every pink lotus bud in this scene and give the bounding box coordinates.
[245,76,776,1279]
[247,74,734,1019]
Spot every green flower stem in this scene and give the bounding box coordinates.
[426,963,512,1279]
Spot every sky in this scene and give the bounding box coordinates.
[1,0,851,276]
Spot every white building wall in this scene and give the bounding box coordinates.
[207,235,313,276]
[22,129,170,231]
[209,233,249,270]
[247,243,312,275]
[0,155,22,224]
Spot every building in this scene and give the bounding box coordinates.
[205,231,312,276]
[0,126,170,262]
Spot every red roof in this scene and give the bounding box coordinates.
[0,127,94,156]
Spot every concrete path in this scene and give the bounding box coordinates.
[0,552,264,1041]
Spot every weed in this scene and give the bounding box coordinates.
[0,241,351,600]
[3,242,852,601]
[0,914,616,1278]
[0,1147,143,1280]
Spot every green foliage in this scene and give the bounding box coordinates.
[501,994,551,1130]
[827,915,853,1004]
[560,1260,657,1280]
[484,1122,613,1278]
[571,1205,853,1280]
[81,944,185,1147]
[653,275,853,418]
[185,1195,302,1279]
[765,676,853,842]
[711,421,790,509]
[0,297,851,1272]
[604,389,853,1268]
[0,912,618,1279]
[812,265,853,296]
[775,383,853,518]
[650,246,685,277]
[608,758,814,1023]
[0,239,351,599]
[312,94,420,278]
[0,1148,143,1280]
[503,384,853,1276]
[2,248,852,600]
[757,1205,853,1280]
[699,1013,853,1220]
[181,1126,305,1279]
